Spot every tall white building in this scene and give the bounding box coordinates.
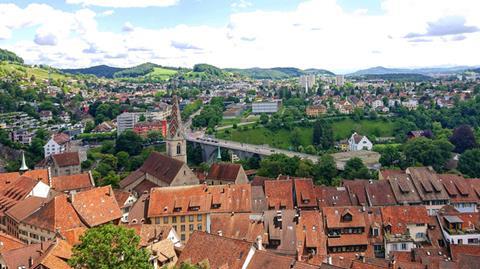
[252,100,281,114]
[44,133,71,157]
[116,112,140,136]
[299,74,316,93]
[336,75,345,87]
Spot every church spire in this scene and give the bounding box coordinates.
[19,151,28,174]
[168,95,183,140]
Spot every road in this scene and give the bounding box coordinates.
[186,131,321,163]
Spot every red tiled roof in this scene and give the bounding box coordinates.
[178,231,252,269]
[148,184,252,217]
[315,186,352,208]
[1,241,55,269]
[23,194,86,234]
[294,178,318,208]
[0,176,40,216]
[119,152,185,188]
[378,169,405,180]
[71,186,122,227]
[52,133,70,145]
[246,250,317,269]
[63,227,87,246]
[31,239,73,269]
[365,180,397,206]
[52,152,80,167]
[5,196,47,222]
[210,213,264,242]
[113,190,131,208]
[450,245,480,261]
[0,232,26,252]
[51,173,93,192]
[296,211,327,263]
[327,234,369,247]
[381,206,429,234]
[128,224,173,247]
[264,179,294,210]
[438,174,476,203]
[207,163,242,182]
[323,207,366,229]
[251,176,274,187]
[0,169,49,187]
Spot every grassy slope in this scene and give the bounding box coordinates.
[0,62,67,81]
[144,67,178,80]
[216,119,396,149]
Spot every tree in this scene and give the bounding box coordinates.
[69,224,151,269]
[458,149,480,178]
[313,155,337,185]
[259,113,269,125]
[100,140,115,154]
[342,157,371,179]
[116,151,130,170]
[450,124,477,153]
[312,118,334,150]
[116,130,144,156]
[291,128,302,148]
[403,137,454,171]
[295,160,313,177]
[378,145,402,167]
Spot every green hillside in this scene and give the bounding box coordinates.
[0,48,24,64]
[0,62,68,81]
[225,67,335,79]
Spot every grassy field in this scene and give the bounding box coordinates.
[216,118,397,149]
[330,118,396,140]
[145,67,178,80]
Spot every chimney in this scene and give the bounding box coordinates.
[217,230,223,237]
[290,260,295,269]
[88,170,95,187]
[327,256,332,265]
[255,235,264,250]
[28,257,33,267]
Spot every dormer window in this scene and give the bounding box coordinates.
[173,207,182,212]
[372,227,379,237]
[341,210,353,222]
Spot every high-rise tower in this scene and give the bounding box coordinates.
[166,96,187,163]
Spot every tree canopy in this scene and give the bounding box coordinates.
[69,224,151,269]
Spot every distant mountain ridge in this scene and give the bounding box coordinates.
[225,67,335,79]
[349,66,478,76]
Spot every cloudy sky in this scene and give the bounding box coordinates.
[0,0,479,73]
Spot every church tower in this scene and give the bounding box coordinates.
[166,95,187,163]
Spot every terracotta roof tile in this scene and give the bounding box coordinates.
[5,196,47,222]
[381,206,429,234]
[71,186,122,227]
[207,163,242,182]
[148,184,252,217]
[128,224,174,247]
[52,133,70,145]
[364,180,397,206]
[323,207,366,229]
[264,179,294,210]
[52,152,80,167]
[210,213,264,242]
[128,193,149,225]
[251,176,274,187]
[407,167,449,201]
[113,190,131,208]
[178,231,252,269]
[246,250,317,269]
[62,227,87,246]
[31,239,73,269]
[263,210,298,255]
[438,174,476,203]
[294,178,318,209]
[387,173,422,204]
[23,194,86,234]
[315,186,352,208]
[51,173,93,192]
[450,245,480,261]
[296,211,327,264]
[0,176,40,216]
[1,241,55,269]
[0,169,49,188]
[327,234,369,247]
[0,232,26,252]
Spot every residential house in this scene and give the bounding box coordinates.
[264,179,294,210]
[205,163,249,185]
[381,206,430,257]
[19,194,86,244]
[4,196,47,239]
[36,152,81,177]
[315,186,352,208]
[438,174,477,213]
[263,210,299,256]
[50,173,95,194]
[177,231,255,269]
[70,186,123,228]
[348,132,373,151]
[39,110,53,122]
[438,207,480,246]
[323,207,369,255]
[10,129,34,145]
[119,152,199,196]
[44,133,71,158]
[296,210,327,265]
[293,178,318,210]
[114,190,137,223]
[407,167,449,215]
[306,105,327,117]
[147,184,252,242]
[385,172,422,206]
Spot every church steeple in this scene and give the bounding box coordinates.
[166,95,187,163]
[19,151,29,174]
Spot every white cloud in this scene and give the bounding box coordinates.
[65,0,179,8]
[101,9,114,16]
[1,0,480,71]
[231,0,252,9]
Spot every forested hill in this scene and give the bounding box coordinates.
[0,49,24,64]
[62,65,125,78]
